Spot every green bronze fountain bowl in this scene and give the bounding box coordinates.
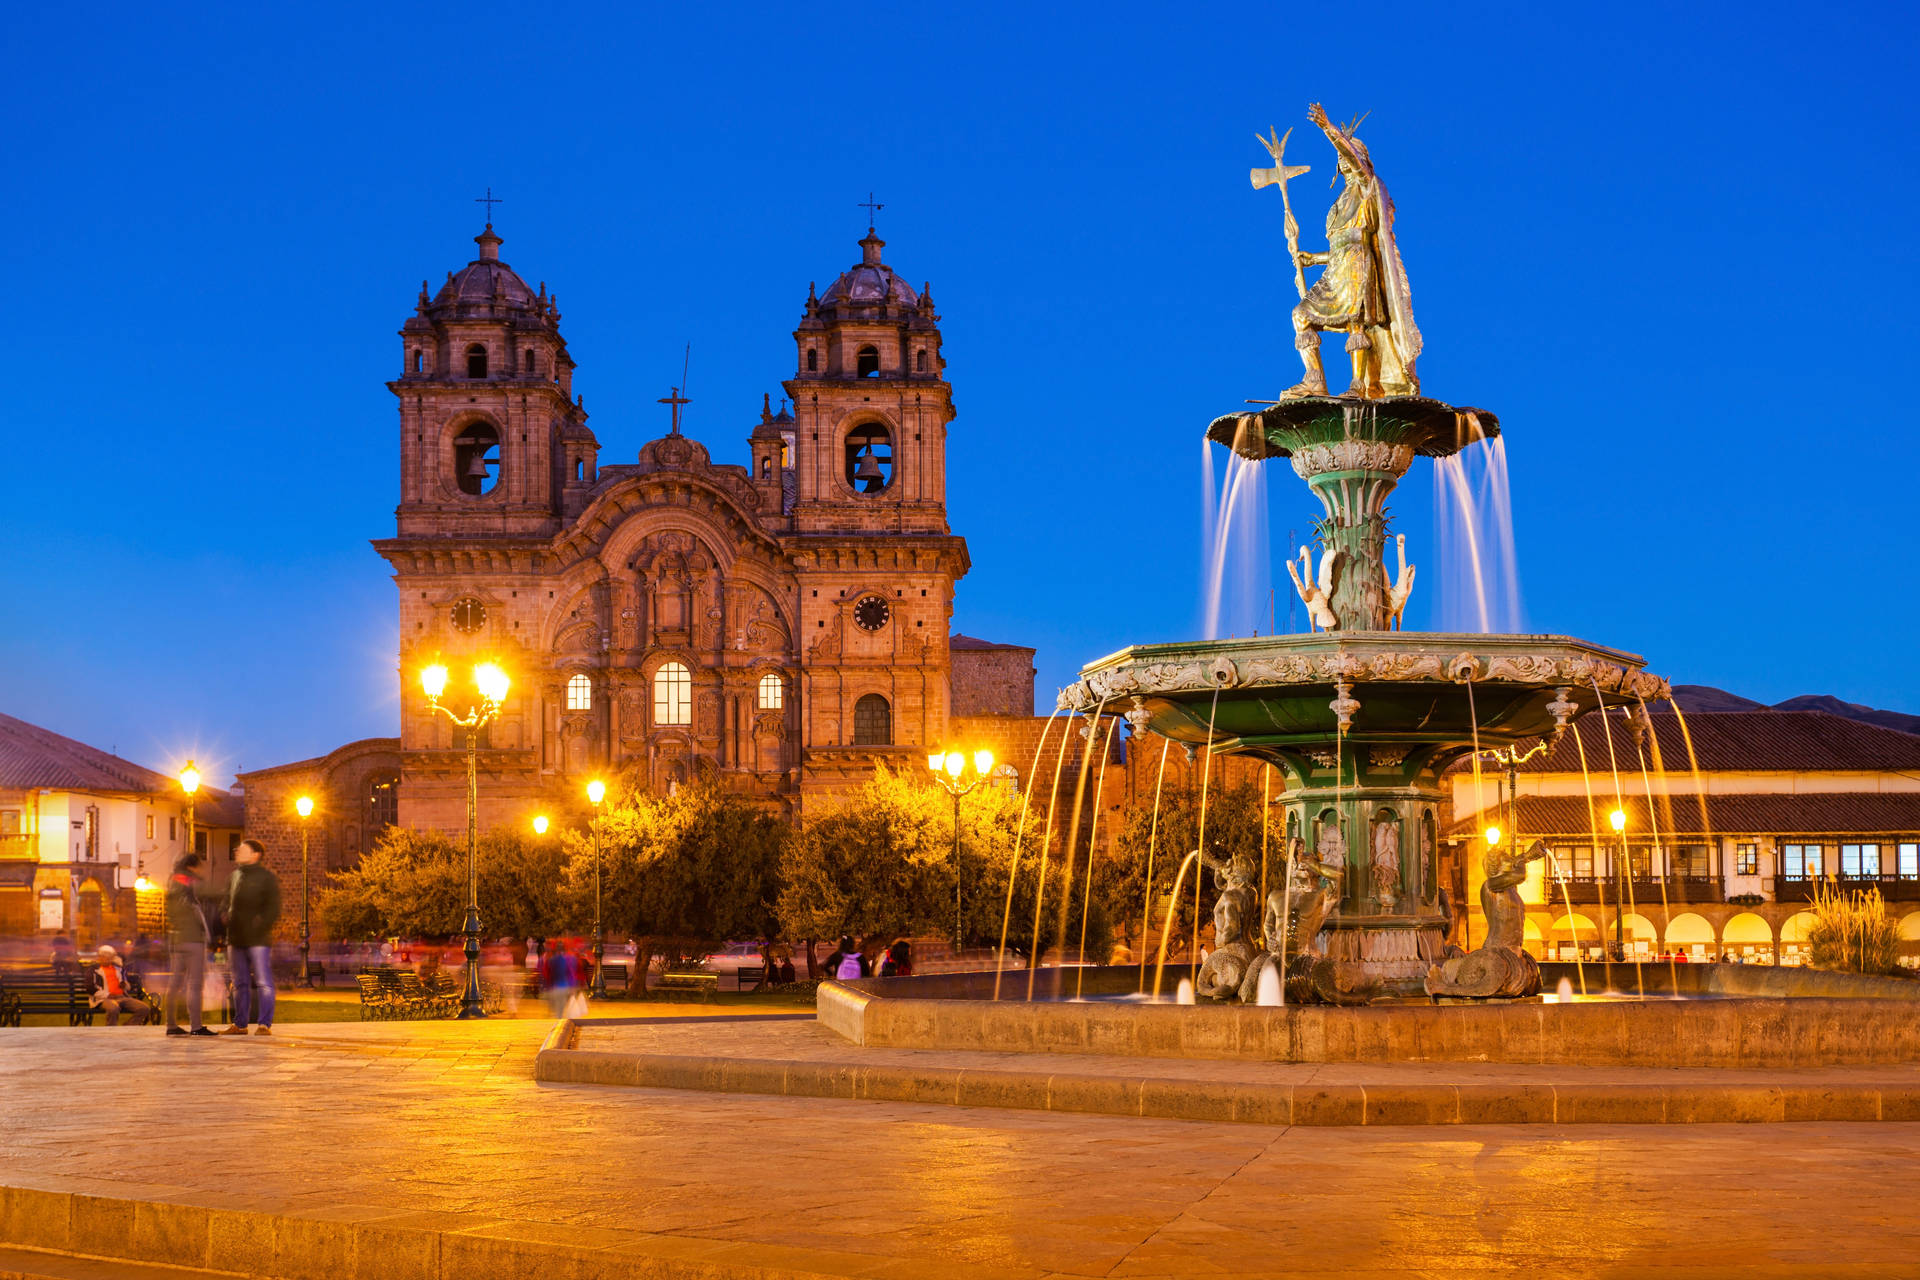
[1059,631,1663,782]
[1205,395,1501,462]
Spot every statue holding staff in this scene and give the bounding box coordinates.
[1253,103,1421,401]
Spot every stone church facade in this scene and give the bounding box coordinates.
[245,220,1036,842]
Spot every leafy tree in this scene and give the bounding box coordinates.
[564,771,786,966]
[1093,781,1275,961]
[316,825,570,940]
[778,767,949,950]
[777,765,1111,968]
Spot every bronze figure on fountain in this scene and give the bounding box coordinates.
[1255,102,1420,401]
[1425,837,1549,1000]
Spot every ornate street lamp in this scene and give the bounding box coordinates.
[295,795,315,987]
[420,660,511,1019]
[587,778,606,998]
[927,748,995,952]
[178,761,200,861]
[531,814,550,836]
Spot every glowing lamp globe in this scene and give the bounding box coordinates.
[295,795,314,818]
[944,752,965,778]
[474,662,511,704]
[420,664,449,699]
[586,779,606,805]
[532,815,550,835]
[927,752,944,773]
[1609,808,1627,833]
[1484,826,1502,847]
[973,749,994,776]
[178,762,200,796]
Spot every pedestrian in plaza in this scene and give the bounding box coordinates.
[87,944,153,1026]
[223,838,281,1036]
[878,939,912,978]
[541,937,582,1017]
[50,934,78,975]
[828,935,868,980]
[163,852,215,1037]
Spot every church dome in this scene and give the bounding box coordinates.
[818,230,919,309]
[427,225,543,319]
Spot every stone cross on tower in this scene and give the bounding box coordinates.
[474,187,503,223]
[657,386,690,436]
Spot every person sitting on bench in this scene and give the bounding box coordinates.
[88,945,153,1026]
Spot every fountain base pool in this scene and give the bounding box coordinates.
[817,965,1920,1068]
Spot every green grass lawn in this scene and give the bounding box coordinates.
[10,985,814,1028]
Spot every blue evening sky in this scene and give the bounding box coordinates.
[3,1,1915,785]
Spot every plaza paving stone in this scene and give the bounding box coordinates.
[0,1018,1916,1278]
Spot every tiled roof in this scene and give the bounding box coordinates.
[950,634,1034,653]
[1446,792,1920,840]
[0,713,238,815]
[0,713,176,792]
[1479,711,1920,775]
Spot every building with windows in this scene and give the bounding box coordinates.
[1442,709,1920,966]
[246,218,1042,852]
[0,713,242,943]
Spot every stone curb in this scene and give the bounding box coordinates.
[532,1042,1920,1128]
[0,1182,966,1280]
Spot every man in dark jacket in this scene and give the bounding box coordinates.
[164,853,214,1036]
[224,838,282,1036]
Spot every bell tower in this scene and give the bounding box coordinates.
[784,228,950,535]
[392,223,593,537]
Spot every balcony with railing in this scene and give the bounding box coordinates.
[1543,873,1724,906]
[1772,874,1920,903]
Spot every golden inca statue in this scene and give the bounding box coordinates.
[1252,103,1421,400]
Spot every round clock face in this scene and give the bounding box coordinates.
[853,595,890,632]
[450,598,488,634]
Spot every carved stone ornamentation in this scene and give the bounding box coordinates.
[1329,680,1360,730]
[1486,654,1563,684]
[1287,439,1415,478]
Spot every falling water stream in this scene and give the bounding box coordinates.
[1024,701,1082,1002]
[1074,718,1119,996]
[1569,718,1620,995]
[1633,695,1684,993]
[1136,739,1172,990]
[994,708,1060,1001]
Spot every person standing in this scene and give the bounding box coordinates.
[164,853,215,1037]
[224,838,282,1036]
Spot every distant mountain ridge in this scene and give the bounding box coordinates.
[1670,685,1920,737]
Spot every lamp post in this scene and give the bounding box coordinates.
[295,795,315,987]
[586,779,606,997]
[1609,807,1628,958]
[927,748,995,952]
[420,660,511,1019]
[178,761,200,862]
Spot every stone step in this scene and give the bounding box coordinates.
[0,1245,236,1279]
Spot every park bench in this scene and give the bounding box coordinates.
[0,971,93,1027]
[734,965,765,991]
[657,970,719,999]
[356,974,404,1021]
[600,963,629,995]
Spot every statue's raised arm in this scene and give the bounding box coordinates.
[1269,105,1422,401]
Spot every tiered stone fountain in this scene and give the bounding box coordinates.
[1059,396,1666,1001]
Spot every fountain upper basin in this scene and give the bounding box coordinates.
[1058,631,1668,755]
